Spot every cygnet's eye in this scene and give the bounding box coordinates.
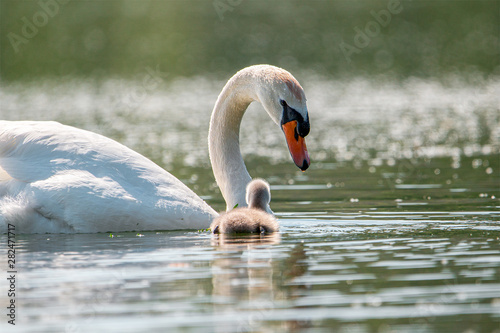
[280,100,287,107]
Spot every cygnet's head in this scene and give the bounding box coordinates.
[245,178,271,211]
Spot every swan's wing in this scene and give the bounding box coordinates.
[1,121,149,182]
[0,121,217,232]
[0,121,175,186]
[0,120,201,192]
[1,121,96,182]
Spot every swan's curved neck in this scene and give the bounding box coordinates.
[208,72,260,211]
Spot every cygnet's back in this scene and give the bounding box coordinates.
[211,179,278,234]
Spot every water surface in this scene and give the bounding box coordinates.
[1,212,499,332]
[1,76,499,332]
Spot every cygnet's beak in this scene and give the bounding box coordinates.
[282,120,310,171]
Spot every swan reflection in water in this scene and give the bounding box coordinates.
[210,233,310,331]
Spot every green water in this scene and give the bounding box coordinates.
[1,173,499,333]
[1,72,499,332]
[0,120,499,332]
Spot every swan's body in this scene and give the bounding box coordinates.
[0,65,310,233]
[210,179,278,234]
[0,121,217,233]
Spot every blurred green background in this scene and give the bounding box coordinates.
[1,0,499,82]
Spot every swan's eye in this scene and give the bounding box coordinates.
[280,100,287,107]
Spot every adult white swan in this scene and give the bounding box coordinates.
[0,65,310,233]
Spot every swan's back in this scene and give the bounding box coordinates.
[0,121,217,233]
[2,121,168,184]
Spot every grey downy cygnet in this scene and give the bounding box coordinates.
[211,179,278,234]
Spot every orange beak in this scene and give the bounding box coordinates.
[282,120,310,171]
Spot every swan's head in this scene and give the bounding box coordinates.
[254,65,310,171]
[246,178,271,211]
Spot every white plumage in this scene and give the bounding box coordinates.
[0,121,216,233]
